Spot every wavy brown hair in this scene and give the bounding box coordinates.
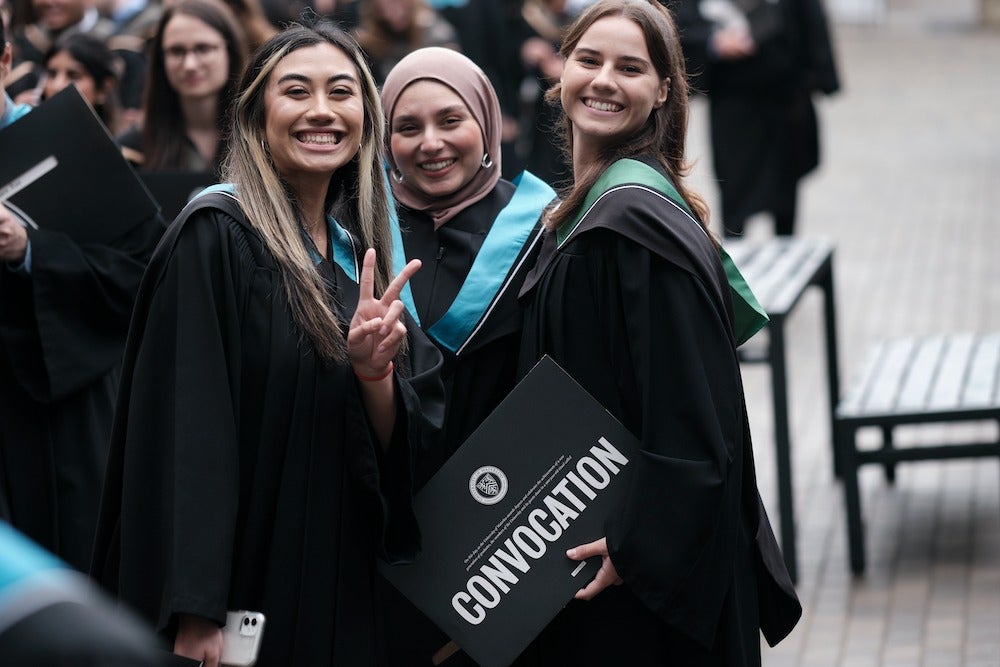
[544,0,712,237]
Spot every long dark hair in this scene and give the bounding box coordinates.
[544,0,711,234]
[223,21,395,363]
[142,0,247,171]
[44,33,121,130]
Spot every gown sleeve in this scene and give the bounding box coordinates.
[105,209,251,631]
[0,216,164,402]
[597,233,746,648]
[357,316,445,565]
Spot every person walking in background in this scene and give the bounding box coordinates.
[0,17,165,573]
[515,0,577,186]
[91,20,443,667]
[117,0,247,175]
[379,45,555,665]
[517,0,800,662]
[673,0,840,237]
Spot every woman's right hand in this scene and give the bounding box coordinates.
[174,613,224,667]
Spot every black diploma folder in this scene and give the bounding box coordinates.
[379,356,641,667]
[0,86,159,244]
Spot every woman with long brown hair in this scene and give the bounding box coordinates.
[118,0,247,174]
[517,0,800,663]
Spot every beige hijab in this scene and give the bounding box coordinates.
[381,47,502,228]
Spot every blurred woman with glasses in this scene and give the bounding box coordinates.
[118,0,247,175]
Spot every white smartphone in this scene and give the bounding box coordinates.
[220,610,266,666]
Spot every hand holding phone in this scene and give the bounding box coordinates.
[220,611,265,667]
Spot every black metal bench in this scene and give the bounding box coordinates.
[834,333,1000,574]
[726,237,842,584]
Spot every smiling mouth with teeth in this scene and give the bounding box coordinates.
[297,132,341,145]
[585,99,623,112]
[420,159,456,172]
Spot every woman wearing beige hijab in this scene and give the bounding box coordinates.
[379,46,556,666]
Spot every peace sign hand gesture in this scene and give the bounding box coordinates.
[348,248,421,379]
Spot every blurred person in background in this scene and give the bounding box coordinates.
[215,0,276,52]
[0,15,165,573]
[101,0,161,131]
[353,0,457,82]
[118,0,246,175]
[0,0,11,33]
[673,0,839,237]
[7,0,115,97]
[514,0,578,185]
[22,32,124,133]
[259,0,361,34]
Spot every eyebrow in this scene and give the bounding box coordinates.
[393,105,468,124]
[276,72,357,85]
[573,46,651,67]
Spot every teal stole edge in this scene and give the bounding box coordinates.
[0,92,32,130]
[555,159,768,346]
[193,184,358,283]
[390,171,556,353]
[0,522,65,594]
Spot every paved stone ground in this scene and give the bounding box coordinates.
[684,2,1000,665]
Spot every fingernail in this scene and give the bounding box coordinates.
[566,549,575,558]
[379,326,389,336]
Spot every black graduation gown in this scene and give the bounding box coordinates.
[381,178,552,666]
[90,193,444,666]
[396,180,552,481]
[0,210,164,572]
[516,162,800,665]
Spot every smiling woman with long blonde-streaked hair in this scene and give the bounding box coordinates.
[91,19,444,667]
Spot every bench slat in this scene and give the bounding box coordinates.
[747,246,804,312]
[769,243,832,314]
[863,338,917,413]
[732,242,785,306]
[723,240,754,267]
[896,336,946,411]
[838,341,892,416]
[963,334,1000,408]
[928,334,975,410]
[727,238,831,316]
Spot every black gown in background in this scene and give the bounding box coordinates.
[0,211,164,572]
[673,0,840,236]
[517,160,800,665]
[91,193,444,666]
